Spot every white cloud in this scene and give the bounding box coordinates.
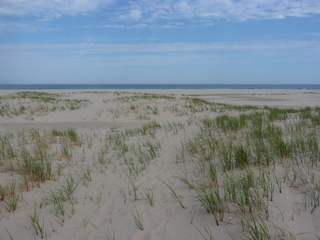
[1,0,320,28]
[129,9,142,19]
[0,0,115,19]
[119,0,320,22]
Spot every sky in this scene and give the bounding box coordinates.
[0,0,320,85]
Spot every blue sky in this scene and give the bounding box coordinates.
[1,0,320,84]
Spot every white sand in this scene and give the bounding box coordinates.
[0,89,319,240]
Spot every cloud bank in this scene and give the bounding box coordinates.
[1,0,320,22]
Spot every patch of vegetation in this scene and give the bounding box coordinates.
[0,91,91,117]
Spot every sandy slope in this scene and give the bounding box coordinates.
[0,89,319,240]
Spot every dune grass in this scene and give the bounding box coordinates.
[0,91,91,117]
[0,92,320,239]
[132,209,144,230]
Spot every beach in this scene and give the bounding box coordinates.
[0,89,320,240]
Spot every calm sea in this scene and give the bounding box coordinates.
[1,84,320,90]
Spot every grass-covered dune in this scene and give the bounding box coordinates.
[0,89,320,240]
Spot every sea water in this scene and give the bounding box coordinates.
[0,84,320,90]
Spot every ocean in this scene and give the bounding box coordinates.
[0,84,320,90]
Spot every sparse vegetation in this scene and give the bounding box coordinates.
[0,91,91,117]
[0,90,320,239]
[132,209,144,230]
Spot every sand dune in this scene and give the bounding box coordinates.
[0,89,319,240]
